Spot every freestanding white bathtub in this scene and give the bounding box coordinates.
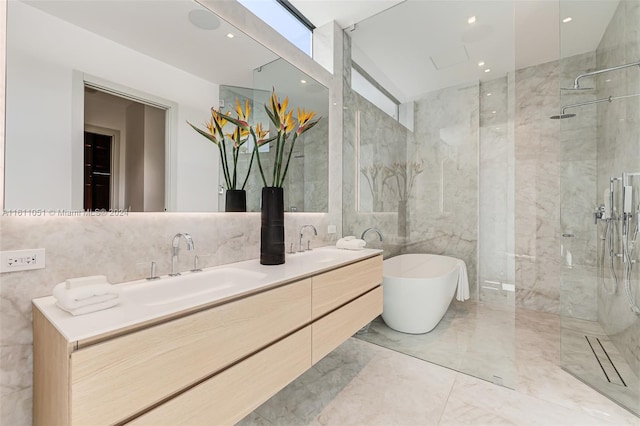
[381,254,467,334]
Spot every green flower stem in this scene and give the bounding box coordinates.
[250,128,267,187]
[217,143,231,189]
[276,132,289,186]
[279,132,299,187]
[271,132,283,186]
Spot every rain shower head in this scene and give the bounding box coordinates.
[560,86,593,91]
[550,113,577,119]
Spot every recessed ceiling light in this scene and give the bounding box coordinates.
[492,110,497,114]
[562,17,572,23]
[484,68,491,73]
[605,79,612,82]
[300,79,307,84]
[226,33,235,38]
[478,61,485,67]
[468,16,476,24]
[486,93,492,96]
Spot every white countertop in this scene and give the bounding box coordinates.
[32,247,382,343]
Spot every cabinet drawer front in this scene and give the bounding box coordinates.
[312,255,382,319]
[128,326,312,426]
[71,279,311,426]
[312,286,382,364]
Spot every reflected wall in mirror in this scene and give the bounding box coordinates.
[216,59,329,213]
[4,0,329,212]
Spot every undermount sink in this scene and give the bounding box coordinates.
[122,267,267,306]
[293,248,356,264]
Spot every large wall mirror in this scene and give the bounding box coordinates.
[4,0,329,212]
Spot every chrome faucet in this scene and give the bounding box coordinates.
[169,233,194,276]
[299,225,318,252]
[361,228,383,242]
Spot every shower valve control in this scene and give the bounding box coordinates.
[594,205,606,224]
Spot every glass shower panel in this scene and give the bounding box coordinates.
[346,0,517,390]
[559,0,640,416]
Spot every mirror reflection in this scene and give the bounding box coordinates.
[4,0,329,212]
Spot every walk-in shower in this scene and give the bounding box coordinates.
[558,20,640,412]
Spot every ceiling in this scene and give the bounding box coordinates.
[20,0,621,105]
[22,0,278,89]
[290,0,620,102]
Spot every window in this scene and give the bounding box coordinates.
[351,64,399,120]
[237,0,314,56]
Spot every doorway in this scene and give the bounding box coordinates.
[83,131,112,210]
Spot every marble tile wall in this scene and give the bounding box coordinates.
[514,52,599,320]
[594,0,640,377]
[341,32,401,256]
[357,95,408,213]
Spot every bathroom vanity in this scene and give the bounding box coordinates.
[32,248,383,425]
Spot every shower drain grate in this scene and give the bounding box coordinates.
[584,336,627,387]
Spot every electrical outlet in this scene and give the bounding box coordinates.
[327,224,337,234]
[1,249,46,273]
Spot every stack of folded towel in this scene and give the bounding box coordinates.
[52,275,119,316]
[336,236,367,250]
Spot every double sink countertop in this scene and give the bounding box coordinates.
[32,247,382,344]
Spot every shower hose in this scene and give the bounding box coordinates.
[623,212,640,315]
[598,219,618,295]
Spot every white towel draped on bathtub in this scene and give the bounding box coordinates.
[456,260,470,301]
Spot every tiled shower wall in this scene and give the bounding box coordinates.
[594,0,640,376]
[514,52,598,320]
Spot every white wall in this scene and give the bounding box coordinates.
[5,1,220,211]
[144,106,166,212]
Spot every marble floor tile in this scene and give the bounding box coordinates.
[357,301,517,387]
[240,306,640,425]
[439,373,638,426]
[310,340,457,426]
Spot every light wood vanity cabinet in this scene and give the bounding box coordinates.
[33,254,383,426]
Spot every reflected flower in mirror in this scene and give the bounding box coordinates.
[188,99,266,190]
[385,160,425,201]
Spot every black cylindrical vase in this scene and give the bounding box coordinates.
[225,189,247,212]
[260,187,285,265]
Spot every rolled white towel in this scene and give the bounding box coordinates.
[336,238,367,250]
[65,275,109,289]
[56,298,119,316]
[456,260,470,301]
[53,282,119,310]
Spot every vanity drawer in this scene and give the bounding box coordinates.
[312,286,382,364]
[127,326,312,426]
[70,278,311,426]
[312,255,382,319]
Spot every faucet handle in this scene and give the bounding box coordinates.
[146,261,160,280]
[307,240,312,251]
